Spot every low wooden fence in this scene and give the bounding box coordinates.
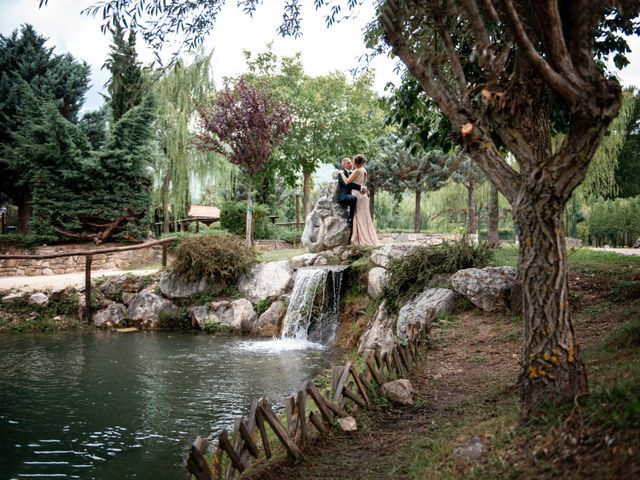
[186,323,428,480]
[0,237,178,322]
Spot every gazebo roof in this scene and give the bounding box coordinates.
[188,205,221,220]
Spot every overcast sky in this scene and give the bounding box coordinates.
[1,1,639,113]
[0,0,403,112]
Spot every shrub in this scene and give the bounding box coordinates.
[254,297,273,315]
[381,237,494,312]
[170,235,257,286]
[220,201,274,239]
[276,228,302,245]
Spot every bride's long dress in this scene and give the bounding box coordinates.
[350,168,379,246]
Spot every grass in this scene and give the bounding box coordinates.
[258,248,305,263]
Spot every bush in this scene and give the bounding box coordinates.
[220,201,274,239]
[276,228,302,245]
[170,235,257,286]
[381,237,494,312]
[586,195,640,247]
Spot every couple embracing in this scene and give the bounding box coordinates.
[337,154,379,247]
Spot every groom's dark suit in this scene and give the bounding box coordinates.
[337,169,362,226]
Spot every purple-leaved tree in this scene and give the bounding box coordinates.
[196,78,292,245]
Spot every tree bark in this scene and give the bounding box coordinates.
[302,170,312,220]
[488,183,500,246]
[514,194,588,419]
[246,176,253,247]
[467,180,477,235]
[17,196,32,235]
[414,190,421,233]
[161,172,171,233]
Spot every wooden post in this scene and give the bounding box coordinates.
[162,243,168,267]
[84,255,92,324]
[295,189,301,231]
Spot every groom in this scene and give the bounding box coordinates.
[337,157,366,227]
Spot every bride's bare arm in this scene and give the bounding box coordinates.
[340,168,360,185]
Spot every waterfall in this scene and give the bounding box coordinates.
[280,266,346,344]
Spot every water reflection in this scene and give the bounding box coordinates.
[0,331,338,479]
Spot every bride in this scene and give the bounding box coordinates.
[339,154,379,247]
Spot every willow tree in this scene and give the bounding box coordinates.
[196,78,292,245]
[154,54,230,232]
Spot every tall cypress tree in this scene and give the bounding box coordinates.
[103,21,146,122]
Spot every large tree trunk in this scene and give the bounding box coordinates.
[514,194,588,419]
[414,190,421,233]
[17,196,32,235]
[467,180,477,235]
[302,170,312,220]
[246,176,253,247]
[161,172,171,233]
[488,183,500,246]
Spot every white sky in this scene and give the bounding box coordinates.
[0,0,403,112]
[1,1,639,111]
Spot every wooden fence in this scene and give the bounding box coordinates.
[186,323,428,480]
[0,237,178,323]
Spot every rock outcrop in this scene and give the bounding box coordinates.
[238,260,294,303]
[396,288,459,338]
[99,274,150,300]
[93,303,127,328]
[451,266,517,312]
[367,267,388,298]
[28,292,49,307]
[381,379,414,406]
[127,289,180,328]
[159,271,218,300]
[301,183,351,253]
[370,243,420,268]
[190,299,257,334]
[357,302,397,355]
[251,300,287,337]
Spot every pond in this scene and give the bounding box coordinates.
[0,331,338,479]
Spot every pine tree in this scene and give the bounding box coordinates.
[103,21,146,122]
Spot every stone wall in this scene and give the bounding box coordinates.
[377,232,476,244]
[0,243,163,277]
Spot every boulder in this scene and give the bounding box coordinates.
[370,243,420,268]
[93,303,127,328]
[357,302,397,355]
[396,288,459,338]
[451,266,517,312]
[159,271,218,300]
[99,274,151,299]
[251,300,287,337]
[367,267,388,298]
[238,261,294,303]
[290,253,320,269]
[301,182,351,253]
[127,289,180,328]
[337,416,357,432]
[2,292,24,304]
[190,299,257,334]
[381,379,414,406]
[453,436,485,461]
[28,292,49,307]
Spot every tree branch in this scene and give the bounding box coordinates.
[502,0,578,103]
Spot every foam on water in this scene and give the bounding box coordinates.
[234,337,326,353]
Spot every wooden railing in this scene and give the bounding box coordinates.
[0,237,178,323]
[186,323,428,479]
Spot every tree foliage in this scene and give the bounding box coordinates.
[103,21,147,121]
[196,78,292,245]
[0,24,90,232]
[9,87,157,243]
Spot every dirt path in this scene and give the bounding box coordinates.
[0,266,161,292]
[244,311,521,480]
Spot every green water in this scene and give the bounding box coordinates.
[0,331,337,479]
